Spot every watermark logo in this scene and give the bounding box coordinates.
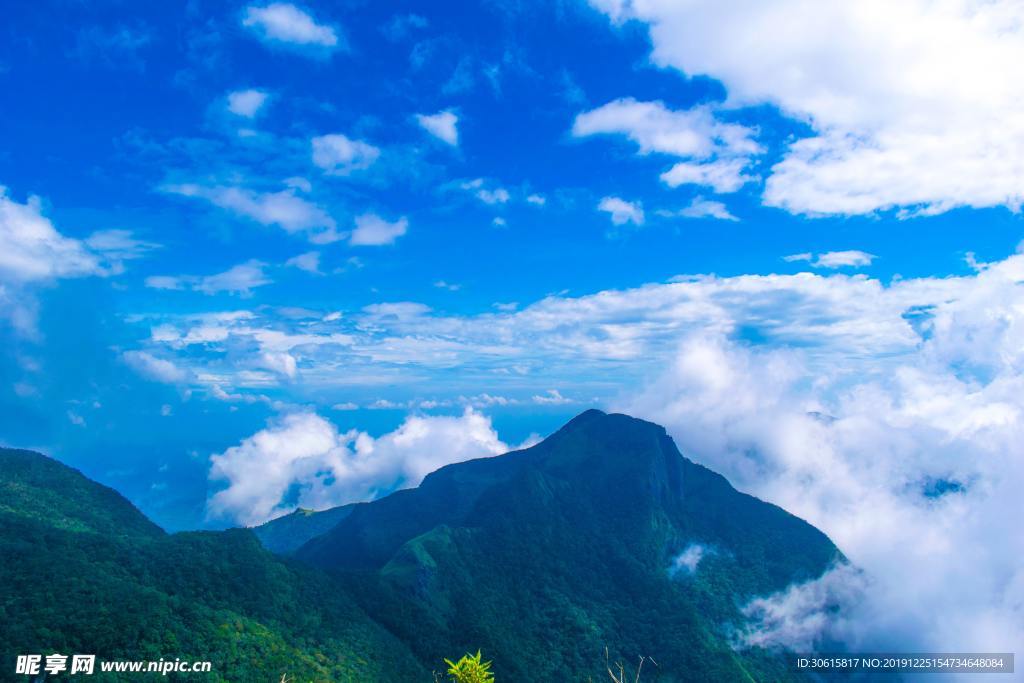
[14,654,210,676]
[16,654,95,676]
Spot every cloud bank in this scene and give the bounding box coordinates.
[207,408,509,525]
[589,0,1024,216]
[620,301,1024,653]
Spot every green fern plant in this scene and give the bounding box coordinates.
[443,650,495,683]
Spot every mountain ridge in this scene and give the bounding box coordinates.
[288,410,842,680]
[1,411,844,681]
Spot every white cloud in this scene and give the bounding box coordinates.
[0,187,155,335]
[285,250,320,274]
[0,187,102,283]
[659,197,738,221]
[532,389,571,405]
[738,564,868,651]
[478,188,510,205]
[197,261,272,296]
[660,159,752,193]
[242,3,341,50]
[416,110,459,146]
[574,98,758,158]
[133,248,1024,435]
[135,261,944,390]
[526,194,546,206]
[784,250,876,269]
[164,184,337,242]
[311,134,380,175]
[813,250,876,269]
[460,178,510,205]
[84,229,159,264]
[227,89,269,118]
[589,0,1024,216]
[349,213,407,246]
[782,253,812,264]
[434,280,461,291]
[146,260,272,297]
[144,275,184,290]
[258,350,297,378]
[619,304,1024,655]
[122,350,190,384]
[598,196,644,226]
[668,542,711,577]
[574,98,760,193]
[207,408,509,525]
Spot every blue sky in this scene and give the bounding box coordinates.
[3,0,1024,655]
[3,0,1023,525]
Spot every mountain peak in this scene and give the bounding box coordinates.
[546,409,671,449]
[290,410,842,680]
[0,447,163,538]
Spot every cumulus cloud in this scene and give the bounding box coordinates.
[574,98,758,158]
[163,183,337,242]
[0,187,102,283]
[207,408,509,525]
[574,98,760,193]
[417,110,459,146]
[349,213,407,246]
[311,134,380,175]
[598,196,644,226]
[737,563,869,651]
[659,159,752,193]
[257,350,297,379]
[589,0,1024,216]
[226,89,269,118]
[619,306,1024,654]
[0,187,156,334]
[242,3,341,51]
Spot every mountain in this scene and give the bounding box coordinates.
[254,504,355,555]
[1,411,845,681]
[289,410,843,681]
[0,447,163,539]
[0,448,426,682]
